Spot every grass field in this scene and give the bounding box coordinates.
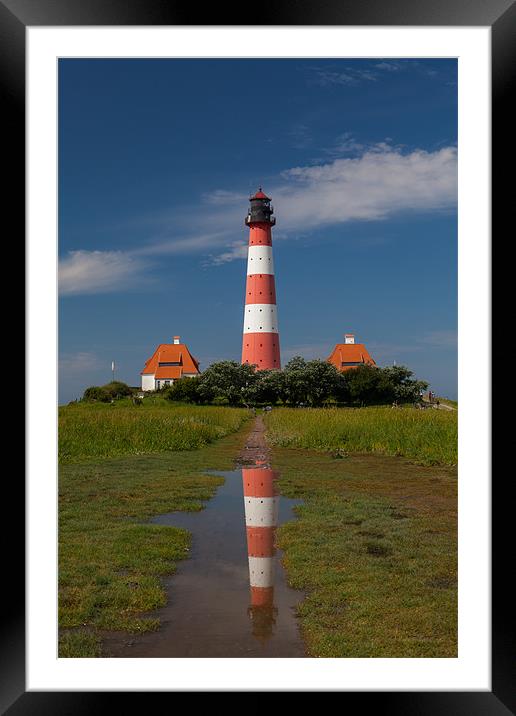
[59,403,251,656]
[59,401,457,658]
[59,400,249,463]
[264,406,457,466]
[263,406,457,656]
[272,447,457,657]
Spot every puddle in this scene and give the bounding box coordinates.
[104,464,306,657]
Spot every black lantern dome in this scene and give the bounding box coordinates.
[245,187,276,226]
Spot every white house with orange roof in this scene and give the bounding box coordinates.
[327,334,377,373]
[140,336,200,391]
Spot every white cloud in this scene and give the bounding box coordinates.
[327,132,366,156]
[59,250,149,296]
[153,145,457,264]
[187,144,457,263]
[201,189,247,205]
[207,241,248,266]
[60,145,458,284]
[133,231,229,257]
[276,146,457,230]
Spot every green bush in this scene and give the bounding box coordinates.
[82,381,134,403]
[344,365,428,405]
[282,357,343,406]
[82,386,110,403]
[164,376,203,404]
[194,358,428,408]
[102,381,134,399]
[196,361,258,406]
[144,358,430,409]
[212,395,230,406]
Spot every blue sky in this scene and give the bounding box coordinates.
[58,58,457,403]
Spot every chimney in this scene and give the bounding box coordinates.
[173,336,180,344]
[345,334,355,345]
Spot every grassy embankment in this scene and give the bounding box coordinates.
[59,398,250,463]
[264,407,458,657]
[265,406,457,466]
[59,400,251,656]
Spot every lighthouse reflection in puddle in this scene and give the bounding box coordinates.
[242,464,280,642]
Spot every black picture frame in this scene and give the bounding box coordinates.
[6,0,507,710]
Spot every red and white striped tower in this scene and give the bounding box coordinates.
[242,189,281,370]
[242,466,279,640]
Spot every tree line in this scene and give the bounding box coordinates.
[162,358,428,407]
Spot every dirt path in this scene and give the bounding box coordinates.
[236,415,270,466]
[422,399,456,411]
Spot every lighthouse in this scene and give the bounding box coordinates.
[242,465,279,641]
[242,188,281,370]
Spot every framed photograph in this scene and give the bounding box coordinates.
[7,0,507,709]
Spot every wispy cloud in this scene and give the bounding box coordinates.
[305,60,453,95]
[60,143,457,292]
[201,189,247,205]
[59,231,234,295]
[374,61,404,72]
[275,145,457,230]
[206,241,248,266]
[133,231,229,257]
[321,60,453,82]
[59,250,151,296]
[196,144,457,257]
[323,132,403,159]
[327,132,367,156]
[309,65,378,87]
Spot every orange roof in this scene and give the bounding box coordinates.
[154,366,184,380]
[141,342,200,377]
[327,343,376,372]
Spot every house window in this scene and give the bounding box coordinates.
[156,380,161,389]
[164,380,170,387]
[341,362,362,366]
[158,361,181,367]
